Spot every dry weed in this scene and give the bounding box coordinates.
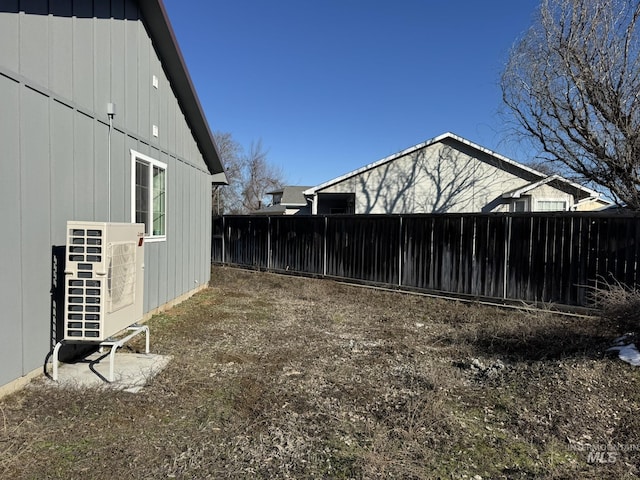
[0,266,638,479]
[592,278,640,333]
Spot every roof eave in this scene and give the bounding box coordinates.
[305,132,543,195]
[138,0,227,181]
[305,132,600,200]
[211,172,229,185]
[502,175,559,199]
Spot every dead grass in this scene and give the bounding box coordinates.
[593,279,640,334]
[1,266,639,479]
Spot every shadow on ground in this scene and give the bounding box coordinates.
[462,318,617,362]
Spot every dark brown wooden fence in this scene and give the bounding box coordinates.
[212,212,640,308]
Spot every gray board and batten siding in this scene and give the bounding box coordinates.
[0,1,221,390]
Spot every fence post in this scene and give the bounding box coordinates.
[267,216,272,271]
[323,216,328,277]
[504,216,511,300]
[398,216,403,287]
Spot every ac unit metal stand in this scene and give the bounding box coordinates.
[51,325,149,382]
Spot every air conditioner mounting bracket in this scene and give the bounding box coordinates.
[51,325,150,383]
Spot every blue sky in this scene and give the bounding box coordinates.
[163,0,541,186]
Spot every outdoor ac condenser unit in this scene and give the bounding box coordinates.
[63,221,145,342]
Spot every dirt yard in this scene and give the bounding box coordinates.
[1,266,639,479]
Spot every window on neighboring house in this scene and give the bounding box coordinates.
[131,150,167,240]
[272,193,283,205]
[536,200,567,211]
[512,198,528,212]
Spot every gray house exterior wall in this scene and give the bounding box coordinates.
[0,1,219,391]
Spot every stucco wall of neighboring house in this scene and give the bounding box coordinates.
[573,199,610,211]
[0,2,213,389]
[526,184,574,211]
[315,140,572,214]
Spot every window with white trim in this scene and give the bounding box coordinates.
[512,199,528,212]
[536,199,567,211]
[510,196,531,212]
[131,150,167,240]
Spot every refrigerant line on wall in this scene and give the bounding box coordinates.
[107,103,116,222]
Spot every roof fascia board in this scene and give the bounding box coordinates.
[550,176,599,197]
[305,132,451,195]
[503,174,600,199]
[502,175,561,199]
[413,134,599,198]
[138,0,226,181]
[211,172,228,185]
[305,132,545,195]
[305,132,598,198]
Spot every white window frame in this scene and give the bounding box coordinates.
[271,193,283,205]
[511,197,530,213]
[535,198,568,212]
[131,150,167,242]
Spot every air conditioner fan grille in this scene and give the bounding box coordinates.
[107,242,137,313]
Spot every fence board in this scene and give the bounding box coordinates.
[402,216,435,290]
[212,212,640,308]
[223,216,270,269]
[270,216,325,274]
[212,216,224,263]
[506,215,532,301]
[481,216,507,299]
[325,216,400,284]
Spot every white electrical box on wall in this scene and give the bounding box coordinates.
[63,221,145,342]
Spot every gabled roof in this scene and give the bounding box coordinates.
[254,204,288,215]
[501,174,600,200]
[138,0,227,183]
[304,132,598,201]
[267,186,313,206]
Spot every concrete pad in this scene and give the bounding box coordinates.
[48,352,172,393]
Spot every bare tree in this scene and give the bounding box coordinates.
[213,131,245,214]
[213,133,286,214]
[524,160,559,176]
[501,0,640,208]
[241,140,285,213]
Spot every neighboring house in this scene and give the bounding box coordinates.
[255,186,312,215]
[304,132,610,215]
[0,1,226,394]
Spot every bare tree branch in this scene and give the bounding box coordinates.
[241,139,286,213]
[213,133,286,214]
[502,0,640,208]
[213,131,245,214]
